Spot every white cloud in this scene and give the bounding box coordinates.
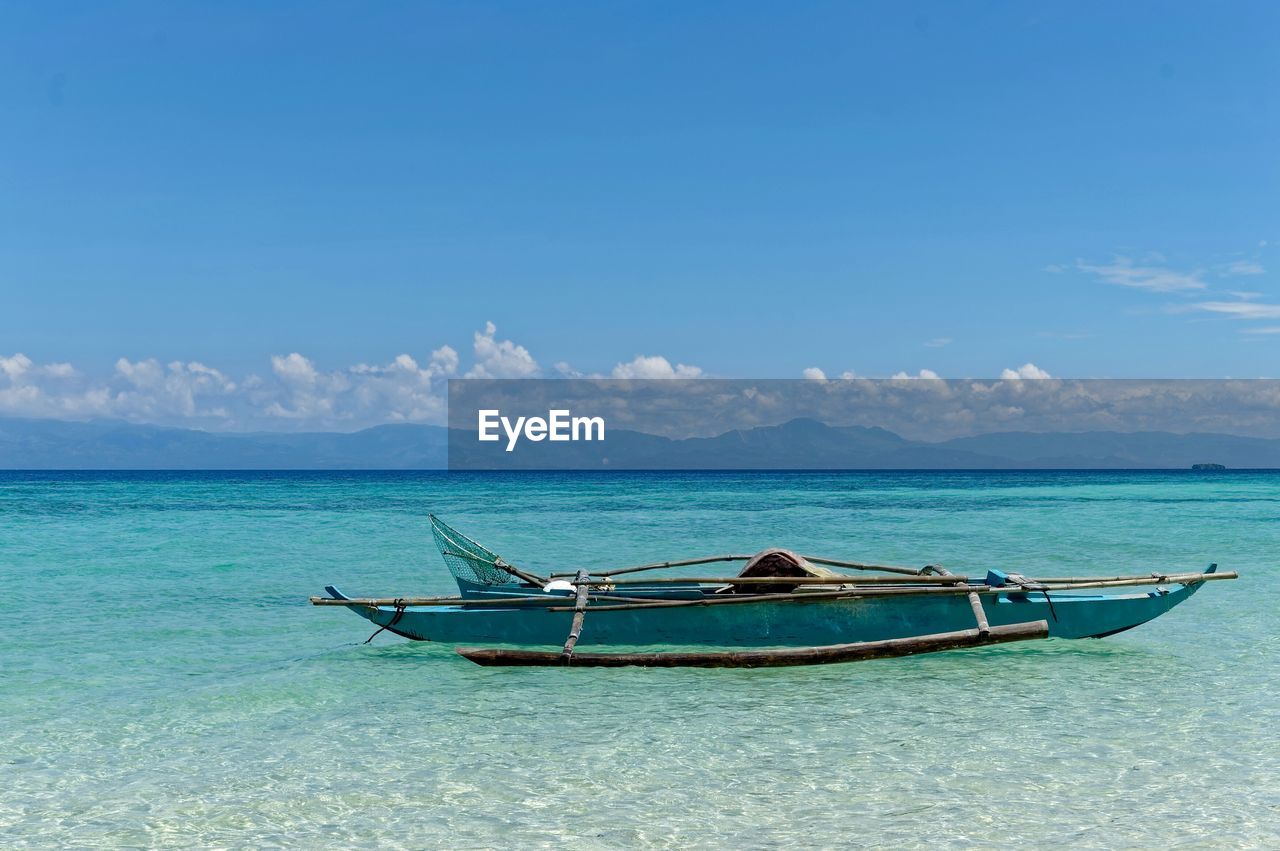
[611,355,703,379]
[0,354,34,381]
[924,337,952,348]
[1042,264,1068,274]
[1077,256,1205,292]
[271,352,318,385]
[465,321,539,378]
[0,333,480,430]
[351,347,457,380]
[429,345,459,377]
[111,358,238,419]
[0,354,235,422]
[1000,363,1052,380]
[805,368,861,379]
[1242,327,1280,335]
[1222,260,1265,277]
[0,322,679,429]
[0,354,74,382]
[891,369,941,380]
[1190,301,1280,320]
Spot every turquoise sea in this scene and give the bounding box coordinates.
[1,471,1277,848]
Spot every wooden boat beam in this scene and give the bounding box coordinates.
[965,586,990,635]
[560,570,591,661]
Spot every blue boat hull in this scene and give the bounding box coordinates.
[333,582,1205,648]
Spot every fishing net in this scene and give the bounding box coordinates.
[430,515,520,585]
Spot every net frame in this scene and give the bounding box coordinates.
[430,515,521,586]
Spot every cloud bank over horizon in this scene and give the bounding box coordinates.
[1,322,723,431]
[4,321,1054,431]
[451,377,1280,443]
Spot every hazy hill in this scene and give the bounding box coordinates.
[1,416,1274,470]
[448,417,1279,470]
[0,419,448,469]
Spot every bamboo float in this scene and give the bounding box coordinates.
[456,620,1051,668]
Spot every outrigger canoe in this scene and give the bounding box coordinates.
[311,515,1236,668]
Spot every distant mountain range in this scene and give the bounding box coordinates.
[0,418,447,469]
[451,417,1280,470]
[2,416,1278,470]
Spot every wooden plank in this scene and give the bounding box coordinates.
[456,620,1051,668]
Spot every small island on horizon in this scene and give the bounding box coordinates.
[1191,463,1227,470]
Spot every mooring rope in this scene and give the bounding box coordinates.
[363,598,408,644]
[1040,588,1059,622]
[1004,572,1060,623]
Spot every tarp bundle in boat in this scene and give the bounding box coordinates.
[430,515,520,586]
[734,548,844,594]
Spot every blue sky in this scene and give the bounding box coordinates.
[1,2,1277,428]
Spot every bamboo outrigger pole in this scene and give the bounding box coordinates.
[551,554,935,579]
[543,570,1236,613]
[310,570,1235,611]
[577,574,971,586]
[551,555,754,579]
[801,556,931,576]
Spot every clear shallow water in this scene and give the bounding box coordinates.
[1,470,1277,848]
